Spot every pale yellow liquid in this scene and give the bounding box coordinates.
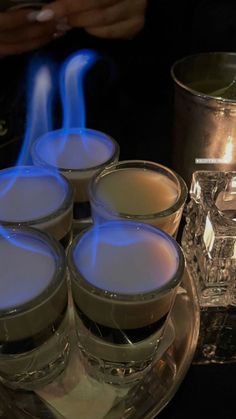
[188,80,236,99]
[95,168,179,215]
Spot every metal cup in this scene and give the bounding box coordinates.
[171,52,236,186]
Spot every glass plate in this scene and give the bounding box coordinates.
[0,268,200,419]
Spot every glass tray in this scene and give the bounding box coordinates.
[0,268,200,419]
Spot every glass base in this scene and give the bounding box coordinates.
[76,321,173,386]
[0,311,71,391]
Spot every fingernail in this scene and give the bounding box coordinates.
[36,9,55,22]
[27,11,39,22]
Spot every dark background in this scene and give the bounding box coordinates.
[158,363,235,419]
[3,0,236,170]
[0,1,236,418]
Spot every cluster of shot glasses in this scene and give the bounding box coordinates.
[0,126,188,391]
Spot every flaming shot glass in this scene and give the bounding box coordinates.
[0,227,70,390]
[31,128,120,232]
[68,220,184,384]
[0,166,73,248]
[89,160,187,237]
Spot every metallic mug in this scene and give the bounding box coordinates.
[171,52,236,186]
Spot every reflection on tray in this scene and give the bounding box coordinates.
[0,269,199,419]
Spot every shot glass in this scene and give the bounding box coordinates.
[89,160,187,237]
[0,226,70,390]
[68,220,184,384]
[31,127,120,232]
[0,166,73,248]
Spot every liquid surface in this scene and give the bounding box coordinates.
[188,79,236,99]
[34,132,114,170]
[74,222,179,294]
[95,169,179,215]
[0,167,68,222]
[0,233,56,310]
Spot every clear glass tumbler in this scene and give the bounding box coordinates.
[0,166,73,248]
[0,226,70,390]
[89,160,187,237]
[31,128,120,233]
[68,220,184,384]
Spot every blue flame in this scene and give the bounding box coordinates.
[73,221,180,294]
[31,127,115,170]
[17,49,98,166]
[0,225,53,258]
[60,49,98,130]
[0,226,58,311]
[0,50,99,245]
[75,221,147,279]
[74,221,169,272]
[0,166,68,223]
[17,58,56,166]
[84,222,152,268]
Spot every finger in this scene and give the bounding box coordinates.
[0,9,35,30]
[0,34,55,55]
[35,0,120,21]
[85,16,145,39]
[0,22,56,44]
[35,0,68,21]
[68,0,146,28]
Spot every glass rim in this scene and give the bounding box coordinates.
[0,226,66,318]
[0,165,73,226]
[31,127,120,174]
[89,160,188,219]
[68,220,185,302]
[171,51,236,103]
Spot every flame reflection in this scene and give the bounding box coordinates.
[222,135,234,163]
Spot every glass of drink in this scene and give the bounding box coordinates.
[89,160,187,237]
[0,226,70,390]
[0,166,73,248]
[68,220,184,384]
[31,128,120,232]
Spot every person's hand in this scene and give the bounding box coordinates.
[0,8,65,56]
[35,0,148,39]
